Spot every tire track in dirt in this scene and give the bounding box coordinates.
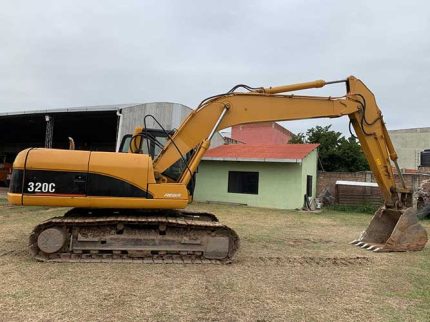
[242,256,372,267]
[282,238,336,246]
[0,249,27,257]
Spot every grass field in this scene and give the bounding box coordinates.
[0,193,429,321]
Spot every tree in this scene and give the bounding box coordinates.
[289,125,369,172]
[306,126,342,171]
[288,132,306,144]
[336,137,369,172]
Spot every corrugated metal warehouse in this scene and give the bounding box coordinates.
[0,102,224,157]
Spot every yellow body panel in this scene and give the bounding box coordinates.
[14,148,90,171]
[23,149,91,172]
[148,183,189,201]
[17,194,187,209]
[89,151,155,189]
[8,148,186,208]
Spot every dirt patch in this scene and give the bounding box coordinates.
[0,249,27,257]
[0,187,8,200]
[242,255,372,267]
[0,200,429,321]
[283,237,336,246]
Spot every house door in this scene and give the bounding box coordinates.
[306,175,313,197]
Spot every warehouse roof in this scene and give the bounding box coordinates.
[0,103,141,117]
[203,144,319,163]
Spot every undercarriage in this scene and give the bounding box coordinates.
[30,208,240,264]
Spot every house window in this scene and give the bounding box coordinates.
[228,171,259,194]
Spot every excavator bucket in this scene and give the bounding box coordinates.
[351,207,428,252]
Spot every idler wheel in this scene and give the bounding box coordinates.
[37,228,66,254]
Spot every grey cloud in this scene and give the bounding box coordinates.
[0,0,429,135]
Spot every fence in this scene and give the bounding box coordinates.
[318,170,430,206]
[335,181,382,206]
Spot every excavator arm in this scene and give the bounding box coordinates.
[155,76,400,207]
[153,76,427,252]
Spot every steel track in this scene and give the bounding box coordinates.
[29,209,240,264]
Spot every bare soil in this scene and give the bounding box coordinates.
[0,198,429,321]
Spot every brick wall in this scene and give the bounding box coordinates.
[317,170,430,196]
[317,171,374,196]
[418,166,430,173]
[336,184,383,206]
[231,122,293,144]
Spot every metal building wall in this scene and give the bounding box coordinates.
[118,102,224,150]
[120,102,188,134]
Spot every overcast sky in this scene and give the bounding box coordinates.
[0,0,429,135]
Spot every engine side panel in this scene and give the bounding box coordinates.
[8,148,189,209]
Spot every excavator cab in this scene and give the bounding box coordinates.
[118,128,195,187]
[119,128,173,158]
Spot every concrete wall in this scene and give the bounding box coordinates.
[317,170,430,198]
[389,127,430,169]
[194,150,318,209]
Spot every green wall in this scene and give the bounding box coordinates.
[301,149,318,200]
[194,150,317,209]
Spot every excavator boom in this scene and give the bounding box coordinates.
[152,76,427,252]
[154,77,399,204]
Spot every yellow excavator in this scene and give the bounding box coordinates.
[7,76,428,263]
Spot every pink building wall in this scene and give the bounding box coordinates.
[231,122,293,144]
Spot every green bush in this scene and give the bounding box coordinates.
[325,204,379,214]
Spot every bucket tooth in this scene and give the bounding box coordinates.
[356,242,365,247]
[360,243,369,248]
[349,240,359,245]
